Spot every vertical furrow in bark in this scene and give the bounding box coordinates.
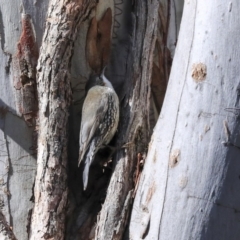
[30,0,96,239]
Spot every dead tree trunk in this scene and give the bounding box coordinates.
[129,1,240,239]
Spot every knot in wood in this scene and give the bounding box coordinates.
[192,63,207,82]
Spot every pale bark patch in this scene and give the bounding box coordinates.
[145,182,156,204]
[191,63,207,82]
[178,175,188,189]
[169,149,181,168]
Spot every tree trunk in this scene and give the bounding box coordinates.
[29,1,97,239]
[129,1,240,239]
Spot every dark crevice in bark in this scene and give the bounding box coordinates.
[0,105,13,229]
[65,1,131,238]
[3,132,13,229]
[0,8,5,52]
[0,211,17,240]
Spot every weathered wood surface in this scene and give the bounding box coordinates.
[129,1,240,239]
[0,1,48,239]
[29,0,97,239]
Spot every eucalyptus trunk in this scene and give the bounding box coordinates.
[129,1,240,239]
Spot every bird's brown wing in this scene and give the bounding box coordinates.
[78,87,109,166]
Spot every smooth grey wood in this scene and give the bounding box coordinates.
[0,1,48,239]
[129,1,240,239]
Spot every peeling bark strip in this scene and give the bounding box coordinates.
[30,0,97,239]
[86,8,112,73]
[0,211,17,240]
[12,14,38,127]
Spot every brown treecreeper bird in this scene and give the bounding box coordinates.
[78,68,119,190]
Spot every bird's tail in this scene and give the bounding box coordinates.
[100,65,107,79]
[82,142,96,190]
[78,145,87,167]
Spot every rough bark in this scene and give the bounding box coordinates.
[30,0,97,239]
[94,0,177,239]
[129,1,240,239]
